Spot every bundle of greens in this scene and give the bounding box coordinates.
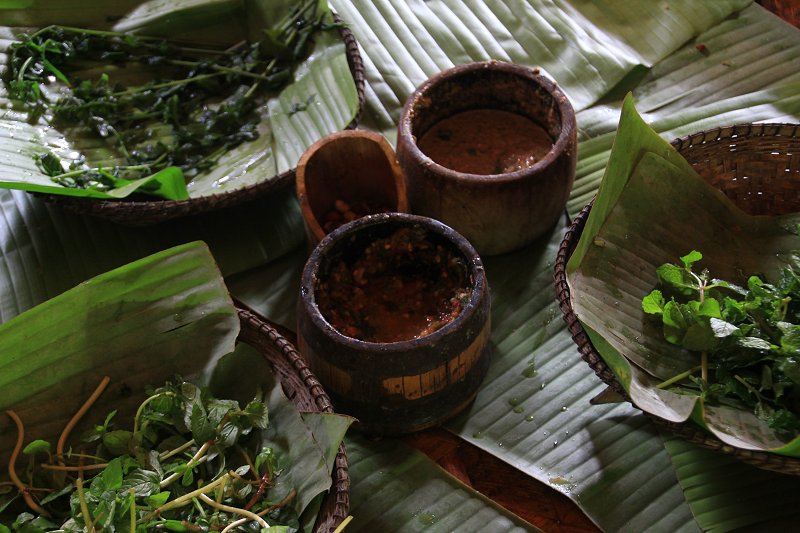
[2,377,309,532]
[642,251,800,438]
[5,0,331,198]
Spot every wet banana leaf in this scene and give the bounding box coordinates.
[329,0,748,140]
[0,241,240,467]
[345,435,539,532]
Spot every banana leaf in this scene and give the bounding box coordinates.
[569,4,800,215]
[329,0,749,140]
[345,435,539,532]
[0,0,358,199]
[664,434,800,532]
[567,95,800,455]
[0,240,240,467]
[0,184,304,323]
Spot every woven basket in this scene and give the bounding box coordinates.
[236,303,349,532]
[555,123,800,475]
[39,14,367,227]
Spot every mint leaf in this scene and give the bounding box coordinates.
[641,290,665,315]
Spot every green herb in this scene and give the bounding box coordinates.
[1,376,308,531]
[642,251,800,437]
[6,0,333,196]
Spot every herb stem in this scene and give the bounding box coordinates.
[112,71,225,96]
[701,351,708,384]
[160,440,213,489]
[256,488,296,517]
[166,59,276,81]
[159,439,196,461]
[145,472,231,519]
[57,376,110,465]
[199,493,270,530]
[75,476,95,533]
[5,410,51,517]
[655,365,701,389]
[40,462,108,472]
[130,489,136,533]
[37,25,233,56]
[133,391,174,440]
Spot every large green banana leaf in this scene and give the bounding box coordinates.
[0,0,358,199]
[330,0,749,139]
[345,435,539,532]
[0,241,240,467]
[3,1,800,532]
[0,185,304,322]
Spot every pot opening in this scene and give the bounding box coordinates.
[314,221,474,343]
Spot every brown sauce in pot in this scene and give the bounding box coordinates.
[417,108,553,175]
[316,227,470,343]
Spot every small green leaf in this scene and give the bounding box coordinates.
[244,399,270,429]
[680,250,703,269]
[22,439,50,455]
[102,430,133,456]
[99,457,124,491]
[682,323,717,352]
[710,318,739,338]
[642,290,665,315]
[736,336,773,351]
[698,297,722,318]
[162,519,189,531]
[145,491,171,507]
[120,468,160,497]
[190,403,215,444]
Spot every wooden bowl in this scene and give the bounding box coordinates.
[296,213,491,435]
[554,123,800,475]
[295,130,408,246]
[396,60,577,256]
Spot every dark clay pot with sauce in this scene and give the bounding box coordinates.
[297,213,491,435]
[396,60,577,256]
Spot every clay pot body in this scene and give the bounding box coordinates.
[396,60,577,255]
[296,130,408,246]
[297,213,491,435]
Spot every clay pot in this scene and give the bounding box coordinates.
[296,130,408,246]
[297,213,491,435]
[396,60,577,256]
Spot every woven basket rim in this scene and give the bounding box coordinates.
[553,123,800,476]
[37,11,367,226]
[236,302,349,532]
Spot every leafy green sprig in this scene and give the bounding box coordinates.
[0,378,304,532]
[642,251,800,437]
[6,0,333,194]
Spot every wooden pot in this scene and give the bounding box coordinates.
[297,213,491,436]
[296,130,408,246]
[396,60,577,256]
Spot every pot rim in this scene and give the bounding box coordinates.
[397,59,576,185]
[299,212,488,351]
